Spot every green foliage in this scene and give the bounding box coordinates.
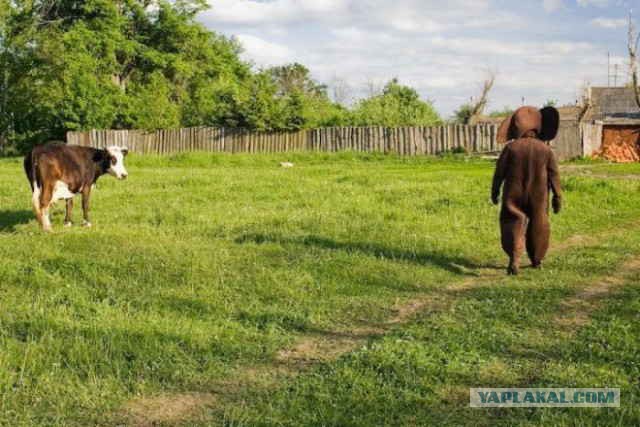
[0,0,267,150]
[0,3,445,152]
[452,103,474,124]
[351,79,442,127]
[263,63,351,130]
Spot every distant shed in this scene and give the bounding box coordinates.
[549,106,585,161]
[582,87,640,162]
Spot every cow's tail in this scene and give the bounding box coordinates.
[24,149,42,219]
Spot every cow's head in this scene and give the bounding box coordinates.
[95,146,129,179]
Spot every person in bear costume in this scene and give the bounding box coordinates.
[491,106,562,275]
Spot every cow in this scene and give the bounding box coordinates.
[24,143,129,231]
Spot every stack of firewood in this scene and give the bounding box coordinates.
[594,132,640,163]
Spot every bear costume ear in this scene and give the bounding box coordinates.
[497,113,516,144]
[538,106,560,142]
[497,106,560,144]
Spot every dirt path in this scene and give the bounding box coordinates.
[120,219,640,426]
[273,220,640,368]
[555,256,640,331]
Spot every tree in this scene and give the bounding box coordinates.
[468,71,495,120]
[453,103,474,124]
[264,63,350,130]
[0,0,10,150]
[267,63,326,98]
[0,1,447,152]
[330,77,352,106]
[351,79,441,127]
[0,0,268,150]
[452,71,496,124]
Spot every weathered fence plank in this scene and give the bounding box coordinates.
[67,124,508,157]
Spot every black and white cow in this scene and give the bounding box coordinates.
[24,143,129,231]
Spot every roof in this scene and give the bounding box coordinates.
[584,87,640,122]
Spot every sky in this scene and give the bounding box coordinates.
[199,0,637,117]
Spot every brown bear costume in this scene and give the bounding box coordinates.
[491,106,562,275]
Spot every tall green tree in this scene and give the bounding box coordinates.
[0,0,268,150]
[0,1,445,153]
[0,0,10,149]
[352,79,442,127]
[265,63,349,130]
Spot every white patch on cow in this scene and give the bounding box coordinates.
[106,146,129,179]
[32,181,41,216]
[52,180,75,202]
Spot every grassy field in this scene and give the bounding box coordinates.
[0,152,639,426]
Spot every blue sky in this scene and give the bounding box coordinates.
[199,0,638,116]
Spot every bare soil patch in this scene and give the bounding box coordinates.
[555,257,640,330]
[123,392,216,427]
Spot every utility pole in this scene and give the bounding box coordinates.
[608,51,611,87]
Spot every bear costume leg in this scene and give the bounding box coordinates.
[526,207,550,268]
[500,202,527,275]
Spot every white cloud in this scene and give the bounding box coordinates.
[202,0,514,32]
[577,0,609,7]
[234,35,293,66]
[590,17,627,29]
[543,0,564,13]
[198,1,625,114]
[201,0,349,25]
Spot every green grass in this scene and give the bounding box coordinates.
[0,152,639,426]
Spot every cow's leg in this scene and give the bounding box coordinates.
[64,198,74,227]
[31,182,43,227]
[81,188,92,227]
[39,182,54,232]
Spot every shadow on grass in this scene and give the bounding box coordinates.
[235,233,499,276]
[0,210,32,232]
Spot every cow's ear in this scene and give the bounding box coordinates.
[93,149,107,162]
[121,147,129,157]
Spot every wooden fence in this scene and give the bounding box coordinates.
[66,125,500,156]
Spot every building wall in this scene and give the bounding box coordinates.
[550,120,583,160]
